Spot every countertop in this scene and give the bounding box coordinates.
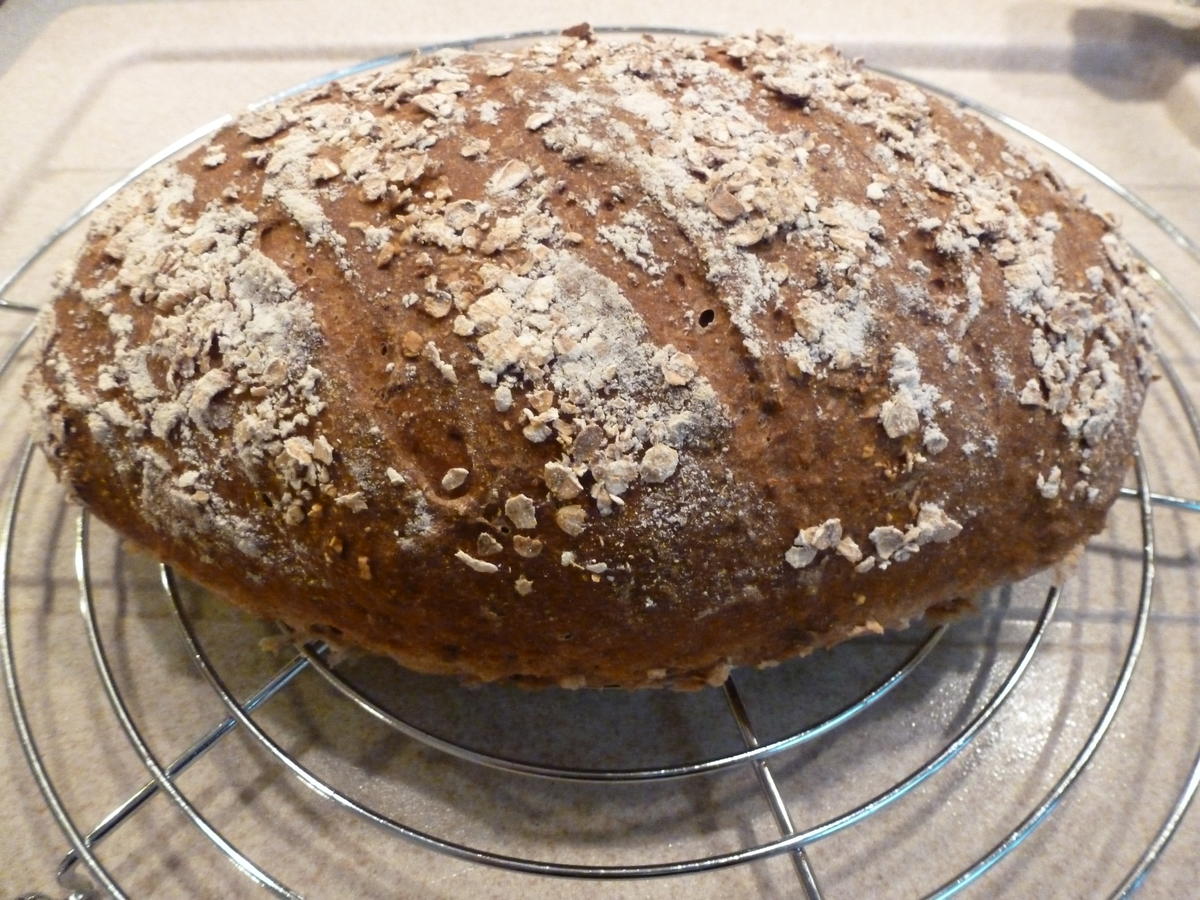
[1,1,1198,897]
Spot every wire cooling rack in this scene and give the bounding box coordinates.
[2,27,1198,900]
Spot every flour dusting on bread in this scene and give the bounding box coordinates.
[25,28,1153,688]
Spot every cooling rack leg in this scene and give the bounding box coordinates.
[0,297,40,313]
[1117,487,1200,512]
[723,678,824,900]
[55,652,311,881]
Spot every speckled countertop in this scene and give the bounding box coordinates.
[1,2,1198,897]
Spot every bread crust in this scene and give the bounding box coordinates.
[24,30,1153,689]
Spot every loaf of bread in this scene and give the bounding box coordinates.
[24,27,1153,688]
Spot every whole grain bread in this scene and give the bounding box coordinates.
[24,28,1153,688]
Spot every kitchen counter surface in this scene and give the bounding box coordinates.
[1,2,1198,897]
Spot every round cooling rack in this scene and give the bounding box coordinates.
[1,27,1198,900]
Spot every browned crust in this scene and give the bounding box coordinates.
[24,31,1153,689]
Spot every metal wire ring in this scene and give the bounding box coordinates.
[0,25,1194,898]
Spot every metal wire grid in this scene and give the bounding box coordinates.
[0,27,1196,899]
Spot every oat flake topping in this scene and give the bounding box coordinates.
[25,26,1153,664]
